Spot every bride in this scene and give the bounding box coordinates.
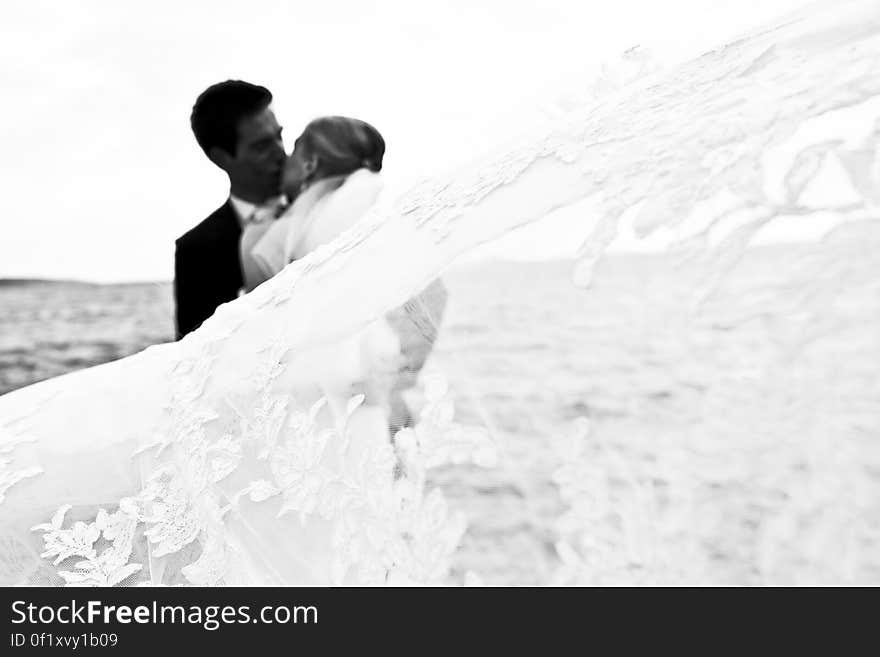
[245,115,448,433]
[244,115,387,291]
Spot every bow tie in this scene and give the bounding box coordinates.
[249,197,289,224]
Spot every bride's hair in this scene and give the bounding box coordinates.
[300,116,385,177]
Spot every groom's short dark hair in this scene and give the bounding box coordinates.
[191,80,273,156]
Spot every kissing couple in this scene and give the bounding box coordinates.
[174,80,446,432]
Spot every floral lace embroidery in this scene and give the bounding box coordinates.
[31,504,142,586]
[28,369,493,586]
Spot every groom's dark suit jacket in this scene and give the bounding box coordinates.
[173,201,243,340]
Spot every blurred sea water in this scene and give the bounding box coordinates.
[0,281,174,395]
[1,242,878,585]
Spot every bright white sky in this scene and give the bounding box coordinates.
[1,0,815,282]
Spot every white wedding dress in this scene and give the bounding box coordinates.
[1,0,878,586]
[250,168,385,280]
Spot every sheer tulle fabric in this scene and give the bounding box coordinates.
[1,0,879,585]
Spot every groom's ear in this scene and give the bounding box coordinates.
[207,146,233,171]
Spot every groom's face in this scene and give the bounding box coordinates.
[225,107,286,201]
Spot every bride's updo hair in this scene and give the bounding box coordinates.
[300,116,385,176]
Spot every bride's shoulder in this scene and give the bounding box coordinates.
[340,169,384,196]
[321,169,384,214]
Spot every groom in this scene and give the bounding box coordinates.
[174,80,287,340]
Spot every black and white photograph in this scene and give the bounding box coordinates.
[1,0,878,598]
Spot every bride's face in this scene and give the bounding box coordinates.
[281,136,317,199]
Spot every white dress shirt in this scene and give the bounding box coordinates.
[229,194,285,294]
